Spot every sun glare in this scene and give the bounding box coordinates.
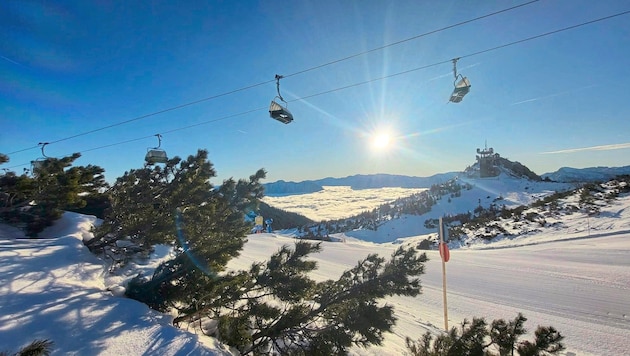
[372,133,391,149]
[368,127,397,152]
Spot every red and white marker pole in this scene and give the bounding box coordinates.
[438,217,450,331]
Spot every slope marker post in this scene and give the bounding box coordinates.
[439,217,449,331]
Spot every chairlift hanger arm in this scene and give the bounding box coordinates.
[38,142,49,158]
[154,134,162,149]
[448,58,471,103]
[275,74,286,103]
[269,75,294,124]
[452,58,460,80]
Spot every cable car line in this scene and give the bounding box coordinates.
[76,135,154,154]
[290,7,630,104]
[5,79,276,156]
[294,9,630,102]
[283,0,540,79]
[3,9,629,171]
[157,106,266,136]
[71,106,267,157]
[458,9,630,60]
[5,0,541,156]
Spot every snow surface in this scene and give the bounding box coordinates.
[265,174,575,243]
[1,176,629,355]
[0,213,230,356]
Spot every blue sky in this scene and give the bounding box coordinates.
[1,1,629,184]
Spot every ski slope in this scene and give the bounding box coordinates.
[1,191,629,355]
[232,230,630,356]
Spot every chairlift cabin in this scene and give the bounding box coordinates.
[30,159,45,174]
[145,149,168,164]
[269,99,293,124]
[449,77,471,103]
[30,142,49,175]
[145,134,168,164]
[449,58,471,103]
[269,74,293,124]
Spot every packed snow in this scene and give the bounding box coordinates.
[1,176,629,355]
[0,213,230,355]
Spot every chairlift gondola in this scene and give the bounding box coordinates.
[145,134,168,164]
[269,74,293,124]
[30,142,49,173]
[449,58,471,103]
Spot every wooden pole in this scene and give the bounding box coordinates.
[439,217,449,331]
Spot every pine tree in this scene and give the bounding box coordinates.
[0,339,54,356]
[0,172,36,215]
[0,153,107,236]
[88,149,428,354]
[87,149,267,311]
[406,313,564,356]
[192,242,428,355]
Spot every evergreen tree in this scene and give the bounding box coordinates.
[0,153,107,236]
[406,313,564,356]
[578,184,595,207]
[186,242,427,355]
[88,149,429,354]
[257,201,313,230]
[490,313,528,356]
[87,149,267,311]
[0,339,54,356]
[0,172,36,216]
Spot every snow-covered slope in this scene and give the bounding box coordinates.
[0,212,230,356]
[2,186,629,355]
[266,174,574,243]
[263,163,630,197]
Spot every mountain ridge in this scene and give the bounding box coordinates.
[263,164,630,196]
[263,172,458,196]
[541,165,630,182]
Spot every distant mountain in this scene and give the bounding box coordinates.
[463,152,630,183]
[542,166,630,183]
[320,173,459,189]
[264,163,630,242]
[263,173,459,196]
[463,148,543,181]
[263,157,630,196]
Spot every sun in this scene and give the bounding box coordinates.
[372,132,392,150]
[368,128,397,152]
